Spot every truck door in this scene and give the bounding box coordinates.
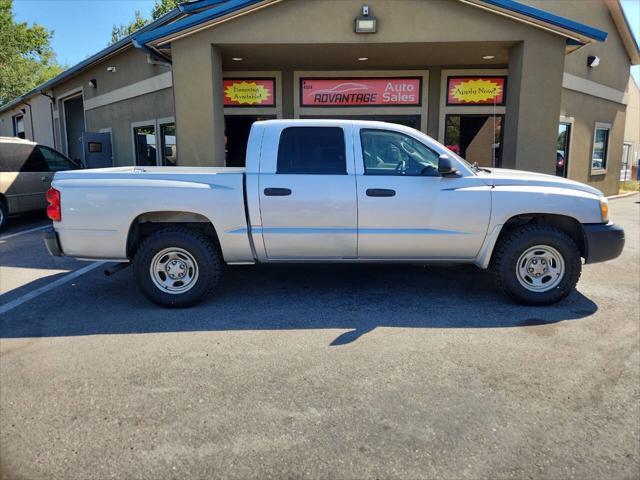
[354,127,491,259]
[257,123,357,259]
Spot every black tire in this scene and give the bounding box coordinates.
[491,225,582,305]
[133,227,221,308]
[0,198,7,231]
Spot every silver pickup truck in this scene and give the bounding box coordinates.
[44,120,624,308]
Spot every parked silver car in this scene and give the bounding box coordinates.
[0,137,79,230]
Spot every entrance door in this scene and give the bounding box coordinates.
[444,114,503,167]
[258,124,358,259]
[556,122,571,177]
[355,126,491,259]
[225,115,275,166]
[63,96,86,164]
[82,132,112,168]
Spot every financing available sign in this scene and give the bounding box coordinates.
[223,78,276,106]
[301,78,422,107]
[446,76,506,105]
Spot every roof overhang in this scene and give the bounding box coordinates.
[460,0,608,44]
[136,0,282,48]
[605,0,640,65]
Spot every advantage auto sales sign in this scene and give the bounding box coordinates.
[301,78,422,107]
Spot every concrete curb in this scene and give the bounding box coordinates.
[608,191,639,200]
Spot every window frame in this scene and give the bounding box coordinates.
[591,122,611,175]
[131,118,176,166]
[359,128,441,177]
[276,126,348,175]
[12,114,25,139]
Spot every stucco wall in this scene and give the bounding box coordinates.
[85,88,175,165]
[561,89,626,195]
[0,95,54,147]
[171,0,566,170]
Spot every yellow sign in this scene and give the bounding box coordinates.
[224,80,274,106]
[447,77,506,105]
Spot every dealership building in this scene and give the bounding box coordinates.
[0,0,638,195]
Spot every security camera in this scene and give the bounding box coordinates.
[587,55,600,68]
[106,66,117,73]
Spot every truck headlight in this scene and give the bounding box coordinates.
[600,197,609,223]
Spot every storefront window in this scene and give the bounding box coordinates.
[160,123,177,166]
[444,114,503,167]
[556,123,571,177]
[134,125,157,166]
[592,124,610,171]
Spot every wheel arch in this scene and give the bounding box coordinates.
[476,213,587,269]
[126,210,221,259]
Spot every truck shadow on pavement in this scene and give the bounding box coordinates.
[1,263,598,345]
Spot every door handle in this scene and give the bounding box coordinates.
[264,188,292,196]
[366,188,396,197]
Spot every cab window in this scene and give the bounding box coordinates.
[277,127,346,175]
[360,129,439,176]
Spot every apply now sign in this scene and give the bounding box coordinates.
[301,78,422,106]
[447,76,507,105]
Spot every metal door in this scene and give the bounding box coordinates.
[82,132,112,168]
[257,123,358,259]
[354,126,491,259]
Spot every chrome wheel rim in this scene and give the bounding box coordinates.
[516,245,565,293]
[150,247,199,294]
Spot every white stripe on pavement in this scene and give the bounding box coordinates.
[0,225,50,241]
[0,262,105,315]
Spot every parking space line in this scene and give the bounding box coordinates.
[0,225,50,241]
[0,262,105,315]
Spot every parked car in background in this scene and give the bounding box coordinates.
[44,120,625,308]
[0,137,79,230]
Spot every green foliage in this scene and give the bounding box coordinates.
[110,0,181,45]
[0,0,65,104]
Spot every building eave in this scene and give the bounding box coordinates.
[605,0,640,65]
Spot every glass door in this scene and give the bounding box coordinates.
[556,122,571,177]
[444,114,504,167]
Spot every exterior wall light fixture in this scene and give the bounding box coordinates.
[88,79,97,88]
[355,5,377,33]
[587,55,600,68]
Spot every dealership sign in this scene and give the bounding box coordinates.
[301,78,422,106]
[447,76,506,105]
[223,78,275,106]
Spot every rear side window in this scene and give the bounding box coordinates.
[38,146,78,171]
[277,127,346,174]
[0,143,45,172]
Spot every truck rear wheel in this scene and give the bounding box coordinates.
[133,227,221,308]
[491,225,582,305]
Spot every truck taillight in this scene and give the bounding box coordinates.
[46,187,61,221]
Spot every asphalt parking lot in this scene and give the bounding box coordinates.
[1,194,638,480]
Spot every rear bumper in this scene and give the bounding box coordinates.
[582,222,625,264]
[43,227,63,257]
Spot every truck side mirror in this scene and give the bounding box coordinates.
[438,155,459,177]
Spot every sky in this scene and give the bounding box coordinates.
[10,0,640,82]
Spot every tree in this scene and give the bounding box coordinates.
[0,0,65,104]
[110,0,181,45]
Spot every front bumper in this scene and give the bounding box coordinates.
[43,227,63,257]
[582,222,625,264]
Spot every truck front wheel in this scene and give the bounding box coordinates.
[491,225,582,305]
[133,227,221,308]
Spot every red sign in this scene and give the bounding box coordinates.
[447,76,506,105]
[223,78,275,106]
[301,78,421,107]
